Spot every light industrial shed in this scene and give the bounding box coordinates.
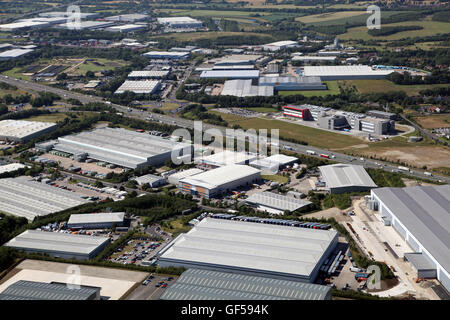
[158,218,338,282]
[134,173,167,187]
[105,14,149,22]
[4,230,110,260]
[221,79,273,97]
[105,24,146,33]
[56,21,115,30]
[263,40,298,51]
[259,76,326,91]
[301,65,394,80]
[200,70,260,80]
[114,80,161,94]
[128,70,169,79]
[0,48,34,60]
[0,163,28,174]
[53,127,193,169]
[157,17,203,28]
[160,268,331,300]
[0,280,101,300]
[0,176,89,221]
[199,150,258,168]
[371,185,450,292]
[67,212,125,230]
[142,51,189,60]
[245,191,312,215]
[0,120,57,142]
[249,154,298,173]
[167,168,203,185]
[179,164,261,198]
[318,164,377,193]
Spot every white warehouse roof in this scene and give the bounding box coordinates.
[0,120,56,141]
[200,70,260,79]
[319,164,377,191]
[221,79,273,97]
[0,176,89,221]
[134,173,166,185]
[0,163,28,174]
[245,191,312,213]
[264,40,298,47]
[0,49,34,60]
[157,17,202,24]
[4,230,109,256]
[68,212,125,226]
[302,65,394,79]
[114,80,161,94]
[105,14,149,22]
[180,165,260,190]
[128,70,169,78]
[159,218,338,281]
[199,150,257,167]
[0,21,50,31]
[106,24,146,32]
[142,51,190,59]
[167,168,204,185]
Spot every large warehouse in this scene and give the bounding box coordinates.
[114,80,161,94]
[245,191,312,215]
[318,164,377,194]
[371,185,450,292]
[160,268,332,300]
[301,65,394,80]
[0,176,89,221]
[259,76,326,91]
[249,154,298,174]
[4,230,110,260]
[105,13,149,22]
[0,120,57,142]
[67,212,125,230]
[167,168,204,185]
[157,17,203,29]
[53,127,193,169]
[142,51,189,60]
[200,70,260,80]
[0,48,34,60]
[263,40,298,52]
[158,218,338,282]
[179,164,261,198]
[128,70,169,79]
[221,79,273,97]
[198,150,258,169]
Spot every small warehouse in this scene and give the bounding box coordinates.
[114,80,161,94]
[167,168,204,185]
[67,212,125,230]
[249,154,298,174]
[318,164,377,194]
[134,173,167,187]
[245,191,312,215]
[158,218,338,282]
[161,268,332,300]
[4,230,110,260]
[199,150,258,168]
[179,164,261,198]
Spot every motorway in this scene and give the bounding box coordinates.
[1,74,449,184]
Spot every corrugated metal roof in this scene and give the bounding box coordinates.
[245,191,311,212]
[68,212,125,225]
[0,120,56,139]
[404,253,435,271]
[373,185,450,273]
[200,70,260,79]
[319,164,377,190]
[161,268,330,300]
[221,79,273,97]
[0,280,99,300]
[302,65,394,77]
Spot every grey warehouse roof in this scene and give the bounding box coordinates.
[160,268,331,300]
[0,280,99,300]
[372,185,450,273]
[159,218,337,279]
[259,76,322,85]
[4,230,109,256]
[221,79,273,97]
[200,70,260,79]
[0,176,88,220]
[404,253,436,271]
[246,191,312,212]
[319,164,377,189]
[68,212,125,225]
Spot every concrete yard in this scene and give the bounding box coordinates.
[43,152,124,174]
[0,260,148,300]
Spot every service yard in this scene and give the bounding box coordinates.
[42,153,125,174]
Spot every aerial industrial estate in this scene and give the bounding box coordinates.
[0,0,448,308]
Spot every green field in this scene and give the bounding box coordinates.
[339,20,450,41]
[261,174,289,184]
[242,107,279,113]
[296,11,366,24]
[73,58,127,76]
[340,79,450,96]
[24,113,69,123]
[2,67,31,81]
[208,111,365,150]
[278,81,340,97]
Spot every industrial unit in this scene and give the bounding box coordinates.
[301,65,394,80]
[56,21,116,30]
[142,51,190,60]
[0,21,50,32]
[114,80,161,94]
[67,212,125,230]
[134,173,167,187]
[0,120,57,142]
[319,164,377,194]
[53,127,193,169]
[105,13,149,22]
[263,40,298,51]
[127,70,169,79]
[4,230,110,260]
[179,165,261,198]
[221,79,273,97]
[292,56,337,63]
[245,191,312,215]
[370,185,450,292]
[39,12,99,19]
[158,218,338,282]
[105,24,146,33]
[0,163,28,174]
[157,17,203,29]
[200,70,260,80]
[198,150,258,168]
[259,76,326,91]
[249,154,298,174]
[0,48,34,60]
[0,280,101,300]
[167,168,204,185]
[0,176,89,221]
[160,268,332,300]
[213,54,267,66]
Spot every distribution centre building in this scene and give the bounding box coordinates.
[263,40,298,52]
[0,176,89,221]
[318,164,377,194]
[221,79,273,97]
[53,127,193,169]
[160,268,332,300]
[301,65,394,80]
[4,230,110,260]
[0,280,101,300]
[128,70,169,79]
[167,168,204,185]
[249,154,298,174]
[179,164,261,198]
[67,212,125,230]
[198,150,258,169]
[370,185,450,292]
[0,120,57,142]
[105,24,146,33]
[0,49,34,60]
[157,17,203,29]
[105,13,149,22]
[245,191,312,215]
[142,51,189,60]
[259,76,326,91]
[158,218,338,282]
[200,70,260,80]
[114,80,161,94]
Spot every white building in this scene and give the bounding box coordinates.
[142,51,190,60]
[105,24,146,33]
[249,154,298,174]
[105,14,149,22]
[0,49,34,60]
[301,65,394,80]
[200,70,260,80]
[245,191,312,215]
[134,173,167,187]
[221,79,273,97]
[167,168,204,185]
[0,163,28,174]
[318,164,377,194]
[0,120,57,142]
[198,150,258,168]
[263,40,298,51]
[128,71,169,79]
[157,17,203,29]
[114,80,161,94]
[67,212,125,229]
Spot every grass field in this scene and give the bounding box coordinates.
[296,11,366,24]
[160,103,180,111]
[278,81,341,97]
[339,79,450,96]
[414,115,450,129]
[208,111,365,150]
[24,113,69,123]
[242,107,279,113]
[2,67,31,81]
[339,20,450,41]
[72,58,127,76]
[261,174,289,184]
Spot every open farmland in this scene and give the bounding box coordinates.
[296,11,367,24]
[414,115,450,129]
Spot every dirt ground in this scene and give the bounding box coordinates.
[414,115,450,129]
[302,207,352,222]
